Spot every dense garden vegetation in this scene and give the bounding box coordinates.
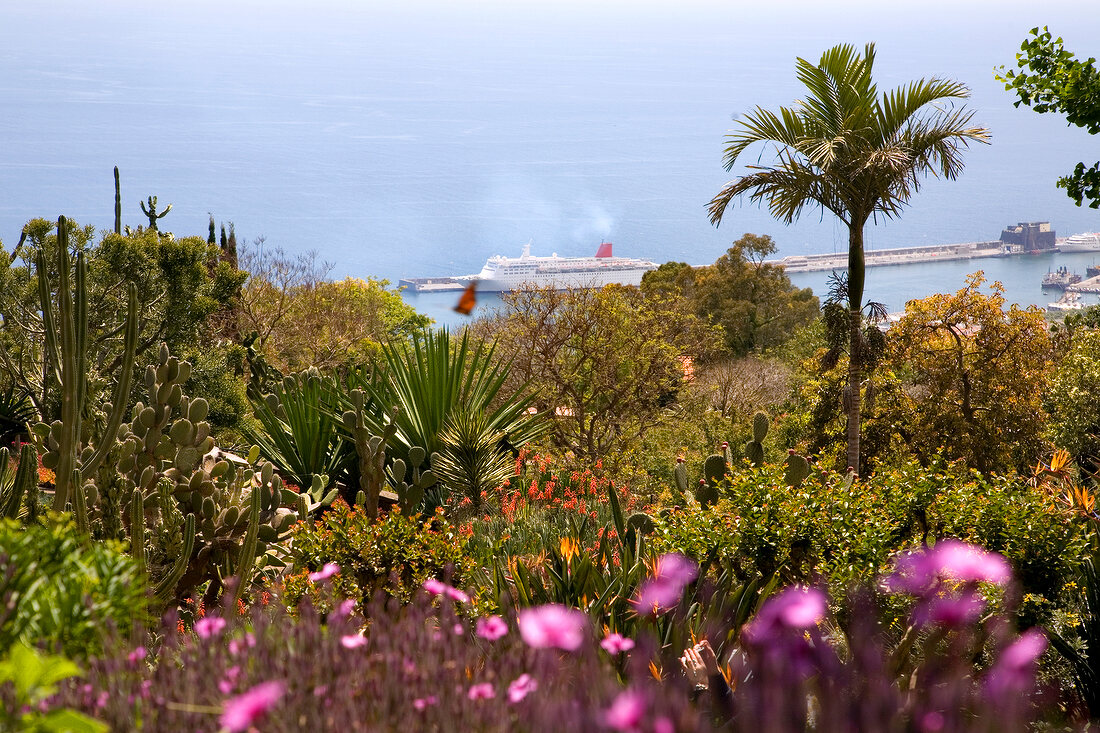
[4,35,1100,732]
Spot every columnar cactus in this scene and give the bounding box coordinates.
[139,195,172,231]
[113,167,122,235]
[0,444,40,520]
[673,456,688,496]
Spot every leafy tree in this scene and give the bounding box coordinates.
[997,27,1100,208]
[476,284,721,462]
[237,240,429,373]
[641,233,818,356]
[0,219,244,423]
[885,273,1051,475]
[708,43,989,473]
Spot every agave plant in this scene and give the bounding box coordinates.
[348,329,545,506]
[243,368,354,493]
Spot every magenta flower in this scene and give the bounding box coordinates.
[308,562,340,582]
[742,586,826,643]
[600,633,635,655]
[335,599,357,618]
[467,682,495,700]
[476,615,509,641]
[888,541,1011,595]
[413,695,438,710]
[507,673,538,703]
[340,634,367,649]
[633,553,699,615]
[985,629,1048,698]
[228,633,256,656]
[127,646,146,665]
[194,616,227,639]
[913,590,986,627]
[422,578,470,603]
[518,604,589,651]
[219,680,285,732]
[603,689,647,732]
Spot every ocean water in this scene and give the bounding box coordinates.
[1,0,1098,328]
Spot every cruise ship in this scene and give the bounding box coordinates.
[465,242,658,292]
[1059,232,1100,253]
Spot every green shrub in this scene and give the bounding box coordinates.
[283,500,471,608]
[0,517,148,660]
[651,459,1085,607]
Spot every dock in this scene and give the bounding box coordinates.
[770,240,1006,273]
[1069,275,1100,294]
[398,276,468,293]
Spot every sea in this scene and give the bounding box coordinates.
[1,0,1098,328]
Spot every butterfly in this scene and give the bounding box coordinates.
[453,280,478,315]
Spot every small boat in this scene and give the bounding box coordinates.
[1048,291,1086,313]
[1060,232,1100,253]
[1042,265,1083,289]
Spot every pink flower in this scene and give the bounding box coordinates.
[476,615,509,641]
[604,689,646,732]
[634,553,699,615]
[600,633,635,655]
[219,680,284,732]
[985,629,1048,698]
[422,578,470,603]
[229,633,256,656]
[335,599,357,618]
[507,673,538,703]
[452,623,465,635]
[413,695,438,710]
[743,586,826,643]
[888,541,1011,595]
[340,634,367,649]
[518,604,588,651]
[308,562,340,582]
[127,646,146,665]
[194,616,227,639]
[467,682,495,700]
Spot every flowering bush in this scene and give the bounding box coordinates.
[47,543,1061,732]
[281,500,471,608]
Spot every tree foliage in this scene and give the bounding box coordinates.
[709,42,988,473]
[885,273,1051,475]
[1045,329,1100,470]
[997,27,1100,208]
[476,285,721,462]
[641,233,818,356]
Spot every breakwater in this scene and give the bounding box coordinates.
[770,240,1006,273]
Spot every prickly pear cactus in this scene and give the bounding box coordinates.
[744,411,770,467]
[695,478,719,508]
[387,445,437,514]
[783,451,811,488]
[703,453,727,486]
[673,457,688,495]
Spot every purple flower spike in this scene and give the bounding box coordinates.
[517,604,588,651]
[308,562,340,582]
[507,673,538,703]
[476,615,509,641]
[603,689,647,732]
[220,680,285,732]
[600,633,635,655]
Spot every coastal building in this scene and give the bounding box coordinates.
[1000,221,1056,252]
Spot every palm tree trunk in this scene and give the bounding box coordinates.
[846,224,865,474]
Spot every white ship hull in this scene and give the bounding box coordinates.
[1060,233,1100,252]
[468,242,658,292]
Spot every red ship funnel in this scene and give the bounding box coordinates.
[595,242,613,258]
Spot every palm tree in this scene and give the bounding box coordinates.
[708,43,989,473]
